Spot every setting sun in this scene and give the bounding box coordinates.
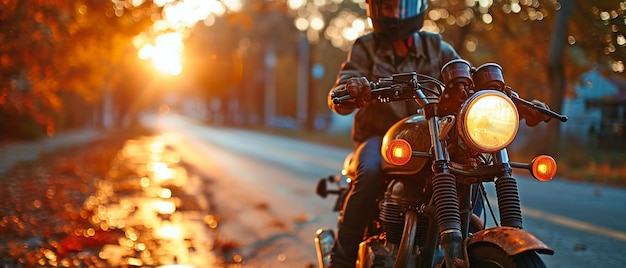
[138,32,184,76]
[132,0,243,76]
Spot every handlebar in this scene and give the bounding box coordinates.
[331,74,568,123]
[511,95,568,122]
[332,76,423,105]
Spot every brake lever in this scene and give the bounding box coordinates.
[332,94,352,104]
[330,88,349,99]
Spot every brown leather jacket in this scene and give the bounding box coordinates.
[328,31,460,145]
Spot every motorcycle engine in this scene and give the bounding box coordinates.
[380,177,431,245]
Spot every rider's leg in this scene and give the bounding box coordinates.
[329,137,386,267]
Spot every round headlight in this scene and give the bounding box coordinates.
[458,90,519,152]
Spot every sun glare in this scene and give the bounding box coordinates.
[132,0,243,75]
[138,32,184,76]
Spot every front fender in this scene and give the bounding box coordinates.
[468,226,554,256]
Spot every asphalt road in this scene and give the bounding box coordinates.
[145,113,626,267]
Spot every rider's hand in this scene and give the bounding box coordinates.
[521,100,552,127]
[345,77,371,108]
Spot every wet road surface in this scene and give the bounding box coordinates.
[0,132,222,267]
[3,114,626,267]
[92,136,219,267]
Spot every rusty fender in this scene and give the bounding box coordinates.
[468,226,554,256]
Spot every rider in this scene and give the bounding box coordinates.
[326,0,459,266]
[327,0,551,266]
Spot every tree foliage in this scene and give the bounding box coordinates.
[0,0,154,138]
[571,1,626,69]
[413,0,626,154]
[2,0,624,139]
[427,0,625,100]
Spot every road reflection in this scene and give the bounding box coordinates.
[89,135,219,267]
[0,134,221,267]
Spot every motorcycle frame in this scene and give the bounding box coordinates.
[397,92,552,268]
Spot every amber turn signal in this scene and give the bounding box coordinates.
[531,155,557,182]
[385,139,412,166]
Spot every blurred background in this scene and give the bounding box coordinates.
[1,0,625,186]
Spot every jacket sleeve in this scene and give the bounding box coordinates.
[328,37,373,115]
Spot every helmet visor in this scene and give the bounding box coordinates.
[368,0,428,21]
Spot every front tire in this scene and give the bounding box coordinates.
[468,244,547,268]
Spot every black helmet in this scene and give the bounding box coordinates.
[367,0,428,40]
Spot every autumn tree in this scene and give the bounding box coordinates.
[422,0,625,155]
[0,0,155,139]
[3,0,624,141]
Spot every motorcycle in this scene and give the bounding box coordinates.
[314,59,568,268]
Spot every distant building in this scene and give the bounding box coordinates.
[561,68,626,148]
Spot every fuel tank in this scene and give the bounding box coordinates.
[381,113,431,175]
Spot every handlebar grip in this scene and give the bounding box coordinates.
[331,81,378,104]
[511,95,568,122]
[536,107,569,122]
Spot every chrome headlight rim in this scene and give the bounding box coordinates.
[457,90,519,153]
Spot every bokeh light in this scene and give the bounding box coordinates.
[288,0,371,50]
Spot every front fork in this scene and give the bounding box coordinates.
[428,116,465,267]
[493,150,523,228]
[428,118,524,267]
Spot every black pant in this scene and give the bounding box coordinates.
[330,136,385,267]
